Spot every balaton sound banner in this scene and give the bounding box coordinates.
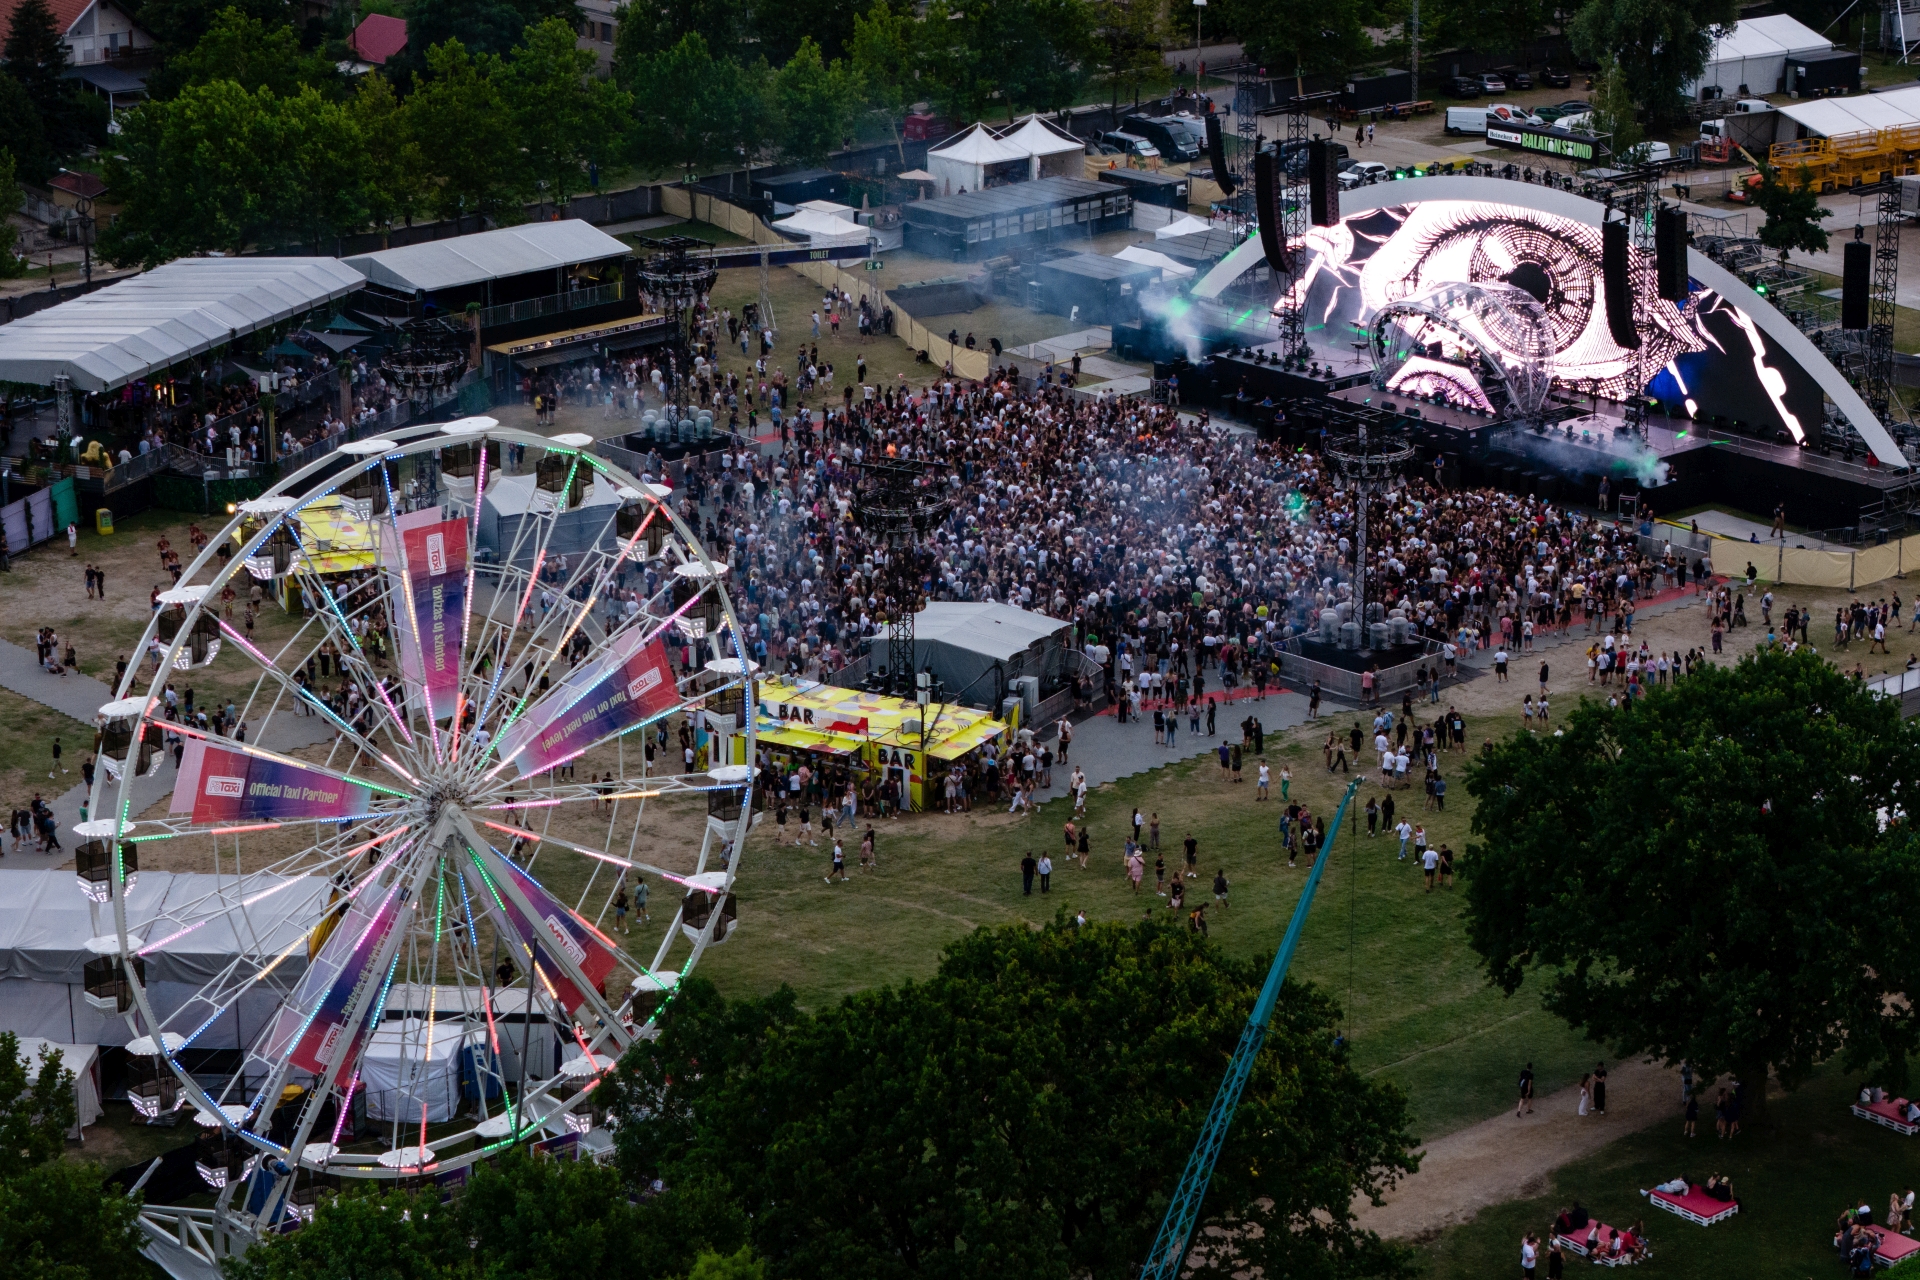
[387,514,469,722]
[495,630,678,779]
[170,741,372,824]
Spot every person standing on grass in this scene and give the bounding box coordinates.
[828,839,847,883]
[1421,842,1439,892]
[1077,825,1091,868]
[1020,852,1036,896]
[635,876,649,923]
[1154,853,1167,896]
[1438,843,1454,888]
[613,885,629,934]
[1037,853,1052,893]
[1521,1231,1538,1280]
[1256,758,1270,799]
[1126,847,1144,891]
[1183,833,1199,879]
[50,738,62,779]
[1212,868,1228,909]
[1516,1062,1535,1116]
[1683,1090,1699,1138]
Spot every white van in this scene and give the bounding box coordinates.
[1444,106,1489,135]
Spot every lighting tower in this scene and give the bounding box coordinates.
[1322,418,1413,637]
[852,458,952,698]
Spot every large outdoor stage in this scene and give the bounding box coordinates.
[1137,174,1912,529]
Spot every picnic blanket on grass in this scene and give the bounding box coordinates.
[1554,1221,1645,1265]
[1868,1226,1920,1268]
[1649,1185,1739,1226]
[1853,1098,1920,1136]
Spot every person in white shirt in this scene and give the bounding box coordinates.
[1256,761,1270,799]
[1395,819,1413,860]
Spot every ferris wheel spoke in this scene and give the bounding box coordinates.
[282,525,418,748]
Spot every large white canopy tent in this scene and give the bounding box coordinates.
[0,868,330,1049]
[997,115,1085,180]
[1684,14,1832,98]
[0,258,364,393]
[1773,83,1920,139]
[928,124,1032,196]
[341,221,630,293]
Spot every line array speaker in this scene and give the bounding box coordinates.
[1602,218,1641,350]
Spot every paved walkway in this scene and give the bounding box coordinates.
[1352,1058,1683,1240]
[0,638,336,872]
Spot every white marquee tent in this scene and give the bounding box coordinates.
[928,124,1032,195]
[997,115,1085,180]
[0,868,330,1048]
[771,206,870,248]
[1684,14,1832,98]
[1773,82,1920,139]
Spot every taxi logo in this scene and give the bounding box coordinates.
[206,775,245,798]
[628,667,664,701]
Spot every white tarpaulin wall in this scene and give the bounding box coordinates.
[0,869,329,1047]
[359,1020,479,1122]
[16,1038,101,1135]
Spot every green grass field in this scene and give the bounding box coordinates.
[692,703,1598,1141]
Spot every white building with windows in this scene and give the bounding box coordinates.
[0,0,152,66]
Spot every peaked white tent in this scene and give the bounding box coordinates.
[997,115,1085,180]
[771,207,869,248]
[928,124,1031,195]
[1685,15,1832,98]
[1114,245,1197,278]
[1154,214,1214,240]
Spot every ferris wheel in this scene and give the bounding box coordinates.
[75,419,758,1243]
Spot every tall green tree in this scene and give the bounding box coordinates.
[131,0,295,58]
[916,0,997,123]
[0,1033,146,1279]
[749,0,860,66]
[0,69,51,183]
[350,73,427,238]
[1462,649,1920,1124]
[1568,0,1737,125]
[611,0,752,68]
[401,0,582,71]
[772,37,861,165]
[3,0,100,153]
[274,85,369,250]
[0,150,27,276]
[610,922,1420,1279]
[1754,162,1833,265]
[849,1,913,156]
[148,5,342,99]
[1222,0,1373,81]
[619,32,771,179]
[1094,0,1171,120]
[998,0,1095,115]
[504,17,633,211]
[404,39,529,224]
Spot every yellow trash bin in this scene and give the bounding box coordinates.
[95,508,113,535]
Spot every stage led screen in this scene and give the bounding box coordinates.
[1284,199,1825,442]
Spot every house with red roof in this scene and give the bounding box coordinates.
[346,13,406,67]
[0,0,151,66]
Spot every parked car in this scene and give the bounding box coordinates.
[1475,72,1507,94]
[1339,160,1390,189]
[1099,131,1160,160]
[1535,99,1592,122]
[1492,65,1533,90]
[1444,76,1480,98]
[1540,66,1572,88]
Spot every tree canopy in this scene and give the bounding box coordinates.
[1462,648,1920,1120]
[1754,163,1834,262]
[0,1032,146,1279]
[1568,0,1738,124]
[609,920,1420,1279]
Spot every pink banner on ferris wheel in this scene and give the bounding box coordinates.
[383,512,469,723]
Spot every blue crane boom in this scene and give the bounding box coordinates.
[1138,777,1362,1280]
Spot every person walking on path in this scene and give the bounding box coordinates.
[1516,1062,1535,1116]
[1019,852,1037,895]
[1577,1073,1592,1117]
[1593,1062,1608,1114]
